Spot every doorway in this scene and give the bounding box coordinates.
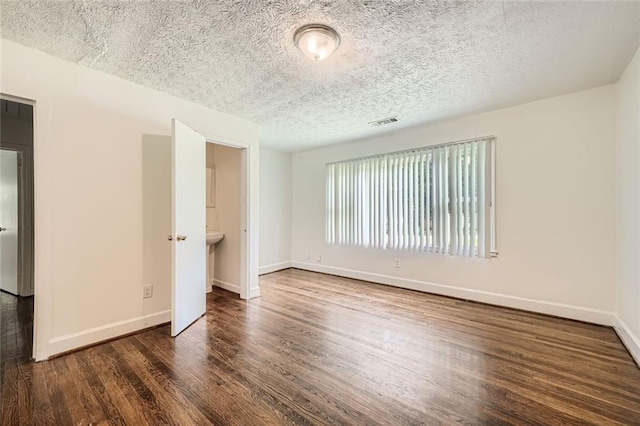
[167,120,253,337]
[205,142,244,297]
[203,137,251,302]
[0,98,35,363]
[143,121,254,339]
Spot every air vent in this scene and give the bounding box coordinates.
[369,116,399,127]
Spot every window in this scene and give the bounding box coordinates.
[325,137,496,258]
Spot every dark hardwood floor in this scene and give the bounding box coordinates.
[2,269,640,425]
[0,291,33,364]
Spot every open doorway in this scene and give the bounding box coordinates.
[205,142,246,298]
[144,120,254,338]
[0,98,35,363]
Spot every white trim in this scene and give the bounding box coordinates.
[47,310,171,358]
[213,278,240,294]
[199,132,250,149]
[250,286,261,299]
[259,261,292,275]
[614,316,640,366]
[291,261,614,326]
[0,93,36,105]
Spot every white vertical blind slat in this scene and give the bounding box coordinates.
[329,164,334,244]
[397,155,403,249]
[344,162,349,245]
[456,148,463,256]
[356,161,361,247]
[444,146,450,253]
[381,156,388,248]
[337,163,342,244]
[388,156,394,249]
[331,165,335,244]
[396,154,401,250]
[478,141,487,258]
[438,147,445,252]
[387,156,396,249]
[354,161,358,246]
[411,154,420,250]
[432,149,439,251]
[419,151,425,249]
[352,161,357,246]
[403,154,409,250]
[339,162,343,245]
[425,150,433,251]
[351,161,356,246]
[348,161,351,245]
[373,157,378,248]
[470,143,478,256]
[408,154,413,249]
[450,145,458,256]
[367,161,377,247]
[395,154,401,250]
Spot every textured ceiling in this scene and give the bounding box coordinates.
[1,1,639,152]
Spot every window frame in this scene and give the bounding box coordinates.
[325,136,497,258]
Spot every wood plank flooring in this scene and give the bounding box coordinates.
[0,291,33,364]
[2,268,640,425]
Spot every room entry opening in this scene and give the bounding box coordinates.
[0,98,35,362]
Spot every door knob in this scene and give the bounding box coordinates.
[177,235,187,241]
[168,235,173,241]
[0,227,6,232]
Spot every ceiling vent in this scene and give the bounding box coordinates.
[369,116,399,127]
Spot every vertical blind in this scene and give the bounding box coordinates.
[326,137,495,258]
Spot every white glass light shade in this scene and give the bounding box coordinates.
[294,24,340,61]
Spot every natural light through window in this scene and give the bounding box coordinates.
[325,137,496,258]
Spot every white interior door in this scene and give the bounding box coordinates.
[0,149,19,295]
[171,119,207,337]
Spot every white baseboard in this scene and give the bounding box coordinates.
[259,261,292,275]
[47,309,171,359]
[214,279,260,298]
[250,286,261,299]
[213,279,240,294]
[614,316,640,366]
[291,261,614,326]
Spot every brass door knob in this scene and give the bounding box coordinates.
[177,235,187,241]
[168,235,173,241]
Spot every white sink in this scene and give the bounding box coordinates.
[206,231,224,245]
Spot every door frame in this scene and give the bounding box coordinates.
[201,133,253,300]
[1,93,38,360]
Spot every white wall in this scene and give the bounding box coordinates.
[0,39,260,360]
[211,144,242,292]
[292,85,617,324]
[259,147,292,274]
[615,46,640,363]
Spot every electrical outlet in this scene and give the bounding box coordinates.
[143,285,153,299]
[394,259,400,268]
[306,254,311,261]
[317,255,322,262]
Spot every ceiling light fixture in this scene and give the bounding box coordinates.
[294,24,340,62]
